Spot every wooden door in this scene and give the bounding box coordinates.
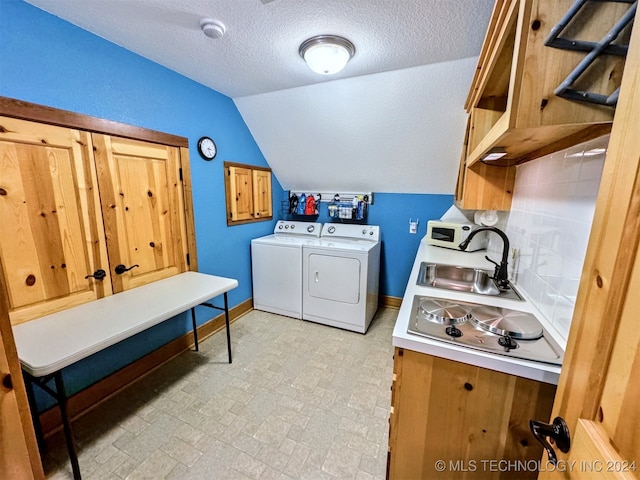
[92,134,188,293]
[227,165,253,221]
[0,117,111,324]
[537,8,640,478]
[252,168,272,219]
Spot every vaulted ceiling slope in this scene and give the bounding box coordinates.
[24,0,494,193]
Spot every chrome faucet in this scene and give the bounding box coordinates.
[459,226,511,289]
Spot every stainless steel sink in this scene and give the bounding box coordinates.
[416,262,523,301]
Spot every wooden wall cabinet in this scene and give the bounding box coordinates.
[464,0,626,168]
[456,0,630,211]
[224,161,272,225]
[0,108,194,325]
[455,117,516,211]
[388,347,556,480]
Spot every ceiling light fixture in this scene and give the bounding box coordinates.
[299,35,355,75]
[200,18,225,39]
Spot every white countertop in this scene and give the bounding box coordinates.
[392,237,565,385]
[13,272,238,377]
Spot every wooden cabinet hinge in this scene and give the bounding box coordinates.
[179,168,183,181]
[186,253,190,266]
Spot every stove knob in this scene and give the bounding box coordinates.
[445,326,463,338]
[498,335,518,350]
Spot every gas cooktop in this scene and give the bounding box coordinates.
[407,296,564,365]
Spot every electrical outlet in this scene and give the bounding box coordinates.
[409,218,419,234]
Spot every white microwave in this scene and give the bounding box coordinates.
[426,220,487,251]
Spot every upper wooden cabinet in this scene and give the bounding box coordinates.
[455,116,516,211]
[464,0,628,168]
[224,162,272,225]
[0,99,196,325]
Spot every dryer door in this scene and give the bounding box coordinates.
[307,253,361,304]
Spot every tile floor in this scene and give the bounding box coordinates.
[43,307,397,479]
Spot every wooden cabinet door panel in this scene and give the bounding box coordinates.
[389,349,555,480]
[0,117,110,324]
[252,169,272,219]
[228,165,253,221]
[93,135,188,293]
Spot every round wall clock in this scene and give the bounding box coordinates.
[197,136,217,160]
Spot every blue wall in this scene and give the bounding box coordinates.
[1,1,453,406]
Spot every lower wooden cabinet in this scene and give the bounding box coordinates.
[388,347,556,480]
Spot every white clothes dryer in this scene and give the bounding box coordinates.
[251,220,322,319]
[302,224,381,333]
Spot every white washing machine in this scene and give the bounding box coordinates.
[251,220,322,319]
[302,224,381,333]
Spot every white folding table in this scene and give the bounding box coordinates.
[12,271,238,480]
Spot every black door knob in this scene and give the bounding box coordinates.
[85,269,107,281]
[114,264,139,275]
[529,416,571,465]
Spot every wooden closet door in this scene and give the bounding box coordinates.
[0,117,111,324]
[92,134,189,293]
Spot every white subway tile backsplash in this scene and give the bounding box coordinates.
[580,153,607,180]
[505,135,609,340]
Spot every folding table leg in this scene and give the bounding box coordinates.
[190,307,200,351]
[54,373,81,480]
[224,292,232,363]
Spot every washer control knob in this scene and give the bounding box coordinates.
[327,226,336,234]
[284,224,289,229]
[362,229,367,235]
[278,224,283,229]
[307,225,315,233]
[291,224,295,230]
[369,231,374,235]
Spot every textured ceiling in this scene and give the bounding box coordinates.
[22,0,495,195]
[23,0,494,98]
